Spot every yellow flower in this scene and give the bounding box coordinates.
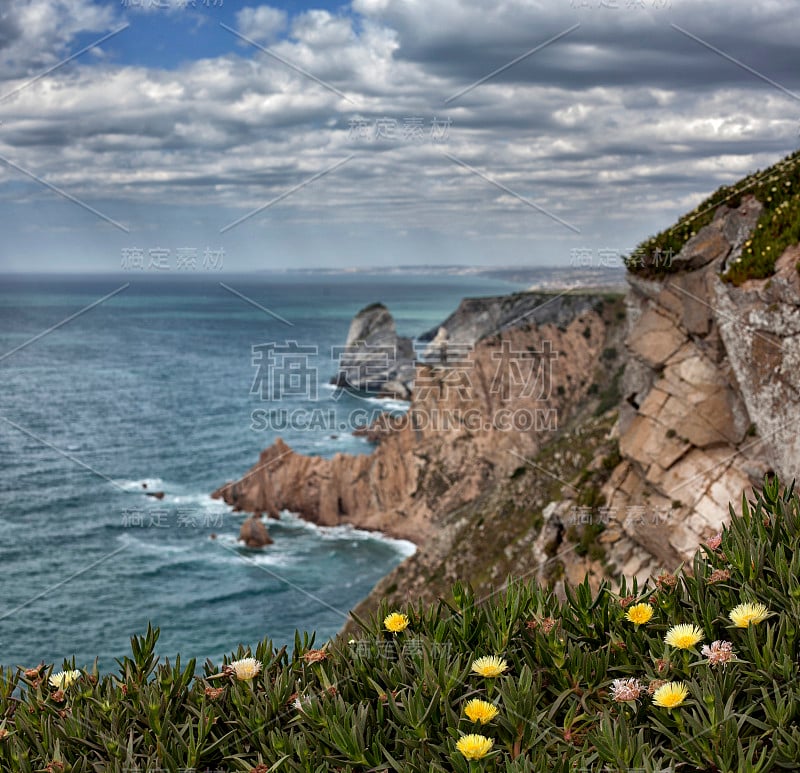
[226,658,261,681]
[471,655,508,678]
[625,603,654,625]
[464,698,499,724]
[729,602,770,628]
[652,681,689,708]
[383,612,410,633]
[664,623,704,650]
[456,733,493,760]
[49,670,81,689]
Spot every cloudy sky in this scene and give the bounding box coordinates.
[0,0,797,272]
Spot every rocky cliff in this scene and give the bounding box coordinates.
[213,153,800,631]
[597,195,800,573]
[213,291,627,548]
[345,191,800,623]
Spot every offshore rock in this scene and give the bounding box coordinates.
[331,303,415,399]
[238,515,273,548]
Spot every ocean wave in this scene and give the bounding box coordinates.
[211,533,294,567]
[116,531,193,557]
[318,383,410,413]
[168,492,230,511]
[357,396,410,412]
[275,511,417,557]
[118,478,166,492]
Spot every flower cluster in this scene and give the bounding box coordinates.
[625,603,654,625]
[224,658,261,681]
[729,602,770,628]
[456,734,493,760]
[454,656,509,758]
[3,480,794,771]
[471,655,508,678]
[664,623,704,650]
[610,678,642,703]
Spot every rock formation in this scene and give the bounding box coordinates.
[417,291,604,347]
[345,197,800,621]
[214,197,799,621]
[331,302,415,400]
[238,514,273,548]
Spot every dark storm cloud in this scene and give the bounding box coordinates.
[354,0,800,98]
[0,8,21,51]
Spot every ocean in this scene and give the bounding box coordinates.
[0,271,523,671]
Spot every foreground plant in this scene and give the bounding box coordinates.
[463,698,499,724]
[48,669,81,690]
[383,611,410,633]
[664,623,704,650]
[651,681,689,709]
[0,478,797,771]
[701,640,736,667]
[470,655,508,678]
[624,602,654,626]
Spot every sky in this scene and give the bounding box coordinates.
[0,0,798,273]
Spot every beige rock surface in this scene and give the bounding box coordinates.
[604,195,799,572]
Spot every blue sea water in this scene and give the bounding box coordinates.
[0,272,523,671]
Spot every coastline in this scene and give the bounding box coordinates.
[213,286,629,603]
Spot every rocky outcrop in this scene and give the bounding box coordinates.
[214,204,800,618]
[714,246,800,484]
[418,292,602,346]
[603,195,800,569]
[331,303,415,400]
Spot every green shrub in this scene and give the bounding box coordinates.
[626,149,800,283]
[2,479,799,770]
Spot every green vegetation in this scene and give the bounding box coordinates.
[592,365,624,418]
[626,149,800,284]
[2,478,799,770]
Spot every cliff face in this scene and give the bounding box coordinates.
[600,196,800,570]
[213,293,627,548]
[417,292,605,344]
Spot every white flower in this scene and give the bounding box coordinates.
[49,669,81,689]
[226,657,261,681]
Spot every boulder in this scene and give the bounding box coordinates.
[238,515,273,548]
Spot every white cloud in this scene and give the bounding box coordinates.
[0,0,115,75]
[236,5,288,43]
[0,0,798,269]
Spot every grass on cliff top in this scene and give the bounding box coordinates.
[3,478,800,771]
[626,149,800,284]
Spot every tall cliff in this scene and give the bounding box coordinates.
[598,195,800,573]
[345,160,800,624]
